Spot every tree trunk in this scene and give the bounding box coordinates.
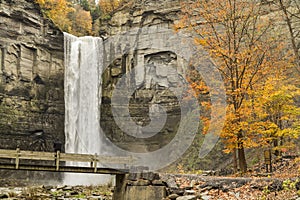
[237,132,247,173]
[273,139,280,156]
[233,149,238,173]
[238,144,247,173]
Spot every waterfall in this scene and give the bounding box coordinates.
[63,33,110,185]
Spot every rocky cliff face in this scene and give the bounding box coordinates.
[0,0,199,181]
[98,0,181,36]
[0,0,64,152]
[0,0,184,153]
[98,0,196,154]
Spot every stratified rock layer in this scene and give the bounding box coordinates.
[0,0,64,154]
[99,0,190,154]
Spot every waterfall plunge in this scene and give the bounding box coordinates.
[64,33,110,185]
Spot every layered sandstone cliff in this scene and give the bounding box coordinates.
[0,0,64,151]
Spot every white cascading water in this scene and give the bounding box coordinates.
[63,33,110,185]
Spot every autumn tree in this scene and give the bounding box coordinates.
[178,0,285,173]
[272,0,300,73]
[36,0,93,36]
[98,0,123,14]
[251,76,300,155]
[36,0,74,32]
[69,5,93,36]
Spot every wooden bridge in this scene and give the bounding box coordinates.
[0,148,133,175]
[0,149,156,200]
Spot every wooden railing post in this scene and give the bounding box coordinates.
[56,150,60,171]
[0,148,133,174]
[15,148,20,169]
[93,154,98,173]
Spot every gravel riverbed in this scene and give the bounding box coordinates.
[0,184,113,200]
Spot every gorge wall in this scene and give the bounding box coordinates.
[0,0,64,152]
[0,0,220,177]
[0,0,185,152]
[99,0,188,154]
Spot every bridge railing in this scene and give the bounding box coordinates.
[0,148,134,173]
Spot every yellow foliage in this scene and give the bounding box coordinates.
[179,0,281,96]
[35,0,93,36]
[179,0,300,161]
[35,0,74,32]
[70,6,93,36]
[99,0,123,14]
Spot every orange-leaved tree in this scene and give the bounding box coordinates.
[36,0,74,32]
[36,0,93,36]
[70,5,93,36]
[177,0,286,173]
